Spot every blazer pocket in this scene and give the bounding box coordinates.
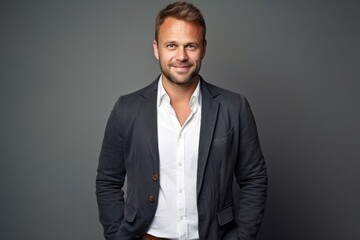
[124,203,137,223]
[217,204,234,226]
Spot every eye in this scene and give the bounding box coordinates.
[186,44,198,51]
[166,44,177,49]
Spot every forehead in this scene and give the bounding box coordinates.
[158,17,204,42]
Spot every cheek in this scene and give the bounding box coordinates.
[190,53,203,63]
[160,52,174,63]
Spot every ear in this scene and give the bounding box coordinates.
[201,39,207,59]
[153,40,159,60]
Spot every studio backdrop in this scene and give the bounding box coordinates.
[1,1,359,239]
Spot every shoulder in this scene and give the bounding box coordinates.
[201,79,248,108]
[106,78,158,128]
[112,78,158,109]
[202,80,258,127]
[119,79,158,103]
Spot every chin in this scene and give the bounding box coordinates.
[171,76,195,86]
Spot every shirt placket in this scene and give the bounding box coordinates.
[176,127,187,239]
[178,108,197,239]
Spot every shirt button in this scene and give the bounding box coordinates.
[178,188,183,193]
[152,174,159,181]
[148,194,156,202]
[178,162,183,167]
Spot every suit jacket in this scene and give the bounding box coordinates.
[96,77,267,240]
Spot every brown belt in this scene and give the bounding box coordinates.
[142,233,169,240]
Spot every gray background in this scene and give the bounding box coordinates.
[1,0,359,239]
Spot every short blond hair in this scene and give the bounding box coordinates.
[155,1,206,41]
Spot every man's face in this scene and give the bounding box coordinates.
[153,17,206,86]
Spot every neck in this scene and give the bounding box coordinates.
[161,75,199,104]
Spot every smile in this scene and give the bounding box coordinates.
[172,65,192,70]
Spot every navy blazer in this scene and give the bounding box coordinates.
[96,77,267,240]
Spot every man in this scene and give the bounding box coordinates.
[96,2,267,239]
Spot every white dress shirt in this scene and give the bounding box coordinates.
[147,77,201,239]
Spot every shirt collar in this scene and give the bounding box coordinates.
[157,76,202,109]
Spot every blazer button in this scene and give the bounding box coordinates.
[152,174,159,181]
[148,194,156,202]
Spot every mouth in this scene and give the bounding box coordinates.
[172,65,192,72]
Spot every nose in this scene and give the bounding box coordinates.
[175,46,188,62]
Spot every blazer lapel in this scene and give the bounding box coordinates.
[140,79,160,170]
[197,80,219,196]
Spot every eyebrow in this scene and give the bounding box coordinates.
[164,41,177,45]
[163,41,200,46]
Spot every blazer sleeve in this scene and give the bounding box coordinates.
[235,96,268,240]
[96,98,126,240]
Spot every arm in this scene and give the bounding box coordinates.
[96,99,126,240]
[235,96,268,240]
